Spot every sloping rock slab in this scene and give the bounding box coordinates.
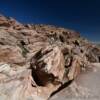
[50,63,100,100]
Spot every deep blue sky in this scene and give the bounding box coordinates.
[0,0,100,41]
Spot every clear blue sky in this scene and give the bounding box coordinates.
[0,0,100,41]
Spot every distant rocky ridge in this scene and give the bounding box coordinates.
[0,15,100,100]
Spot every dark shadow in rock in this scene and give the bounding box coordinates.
[20,40,26,45]
[50,80,73,98]
[31,64,56,86]
[98,56,100,62]
[0,42,4,45]
[59,35,65,42]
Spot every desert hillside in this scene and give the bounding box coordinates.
[0,15,100,100]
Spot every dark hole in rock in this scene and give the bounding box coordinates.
[0,42,4,45]
[31,68,44,86]
[59,35,65,42]
[80,49,83,53]
[74,40,79,46]
[51,31,53,33]
[31,67,56,86]
[20,40,26,45]
[99,56,100,62]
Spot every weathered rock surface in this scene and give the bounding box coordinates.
[50,63,100,100]
[0,15,100,100]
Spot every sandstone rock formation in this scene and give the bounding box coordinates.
[0,15,100,100]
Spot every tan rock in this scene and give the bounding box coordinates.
[0,15,100,100]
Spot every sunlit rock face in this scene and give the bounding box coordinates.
[0,15,100,100]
